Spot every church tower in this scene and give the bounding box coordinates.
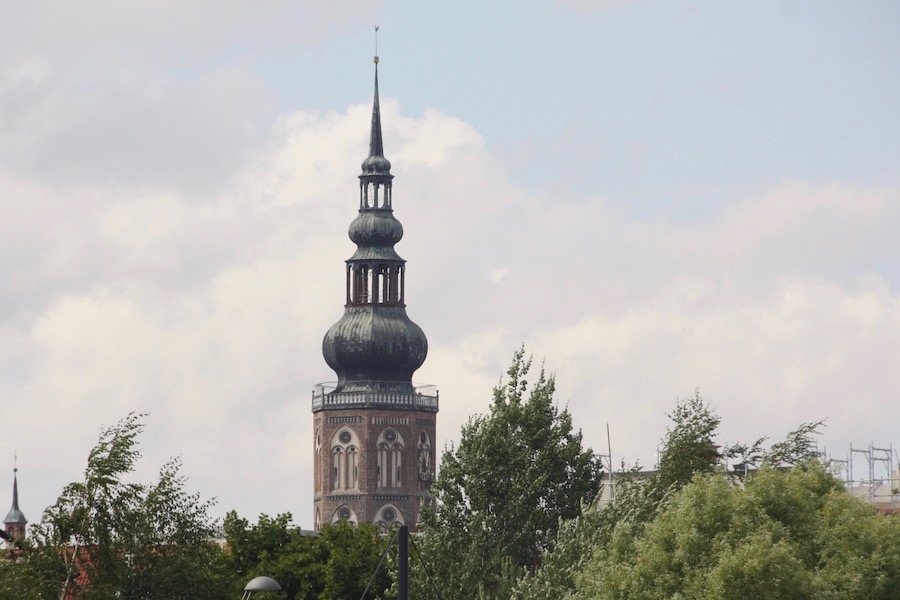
[4,465,27,542]
[312,56,437,532]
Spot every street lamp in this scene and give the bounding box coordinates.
[241,576,282,600]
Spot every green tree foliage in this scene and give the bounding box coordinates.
[224,512,390,600]
[508,501,614,600]
[320,521,391,599]
[515,395,844,600]
[0,414,234,600]
[512,392,716,600]
[0,546,62,600]
[224,512,326,600]
[726,419,825,478]
[415,347,603,599]
[574,465,900,600]
[654,390,720,495]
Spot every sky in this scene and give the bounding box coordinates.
[1,0,899,529]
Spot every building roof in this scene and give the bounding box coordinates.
[4,468,27,525]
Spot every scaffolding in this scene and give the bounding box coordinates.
[597,440,899,511]
[827,443,899,511]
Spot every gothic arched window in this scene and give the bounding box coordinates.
[374,503,405,534]
[376,429,405,488]
[331,505,358,526]
[331,428,360,491]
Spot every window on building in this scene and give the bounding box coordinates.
[376,428,405,488]
[331,428,360,491]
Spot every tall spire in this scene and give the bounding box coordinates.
[369,25,384,161]
[4,460,27,541]
[369,58,384,159]
[361,54,392,177]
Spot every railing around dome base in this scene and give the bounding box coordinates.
[311,382,439,413]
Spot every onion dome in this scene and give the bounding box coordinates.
[348,211,403,247]
[323,307,427,394]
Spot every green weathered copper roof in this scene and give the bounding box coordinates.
[349,210,403,246]
[347,247,404,262]
[323,306,427,392]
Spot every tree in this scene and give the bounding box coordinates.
[653,389,721,495]
[4,413,234,600]
[508,500,614,600]
[573,464,900,600]
[223,513,390,600]
[0,546,62,600]
[514,395,836,600]
[511,392,717,600]
[725,419,826,481]
[224,512,324,599]
[416,347,603,599]
[320,520,390,599]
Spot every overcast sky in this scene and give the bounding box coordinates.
[2,1,899,528]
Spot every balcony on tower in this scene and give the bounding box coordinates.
[312,382,439,413]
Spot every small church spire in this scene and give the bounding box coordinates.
[4,456,27,541]
[369,58,384,159]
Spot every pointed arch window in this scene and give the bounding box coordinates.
[331,505,358,526]
[374,503,405,534]
[331,428,360,491]
[376,428,405,488]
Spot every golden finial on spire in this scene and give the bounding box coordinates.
[374,25,380,63]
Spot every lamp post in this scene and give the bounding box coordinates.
[398,525,408,600]
[241,576,282,600]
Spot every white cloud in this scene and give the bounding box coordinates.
[532,272,900,465]
[1,88,898,528]
[489,267,509,283]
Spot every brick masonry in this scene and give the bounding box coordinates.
[313,406,436,532]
